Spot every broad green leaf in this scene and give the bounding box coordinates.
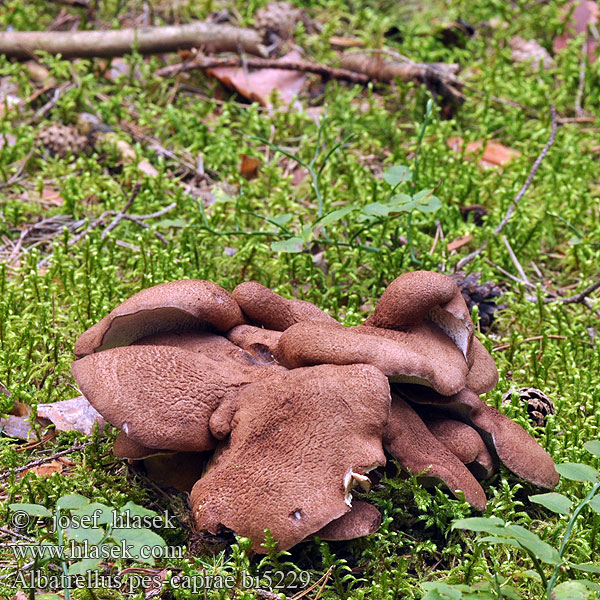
[362,202,392,217]
[390,193,413,205]
[551,580,593,600]
[556,463,600,482]
[568,563,600,574]
[72,502,114,525]
[478,536,520,548]
[418,195,442,213]
[66,525,104,545]
[421,582,462,599]
[57,494,90,510]
[530,492,573,514]
[269,213,293,227]
[318,206,355,227]
[271,237,303,253]
[112,526,166,547]
[504,524,560,564]
[68,558,102,575]
[9,503,51,517]
[383,165,412,187]
[588,496,600,513]
[451,517,505,533]
[584,440,600,457]
[120,501,157,520]
[413,188,431,200]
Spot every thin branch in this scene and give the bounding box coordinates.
[455,106,558,271]
[0,441,94,481]
[551,277,600,305]
[157,54,370,83]
[502,235,530,285]
[0,22,266,59]
[101,183,142,240]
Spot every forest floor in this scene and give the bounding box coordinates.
[0,1,599,599]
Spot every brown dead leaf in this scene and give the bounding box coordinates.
[208,50,307,108]
[30,460,64,477]
[553,0,598,60]
[447,233,474,252]
[510,36,554,68]
[447,137,521,168]
[0,401,50,440]
[138,159,159,177]
[329,36,365,48]
[24,61,57,87]
[37,396,105,435]
[239,154,261,180]
[40,187,64,206]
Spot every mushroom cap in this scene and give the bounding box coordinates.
[72,345,267,452]
[190,363,390,553]
[465,337,499,394]
[276,321,468,396]
[132,330,285,373]
[232,281,338,331]
[74,280,244,357]
[364,271,474,359]
[226,324,282,364]
[384,394,487,510]
[400,386,559,490]
[312,501,382,541]
[112,431,167,459]
[419,414,495,479]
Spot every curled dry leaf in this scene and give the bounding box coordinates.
[37,396,105,435]
[510,36,555,69]
[447,137,521,168]
[207,50,307,108]
[29,460,64,477]
[239,154,261,180]
[553,0,598,60]
[447,234,473,252]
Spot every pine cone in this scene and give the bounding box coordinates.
[255,1,306,41]
[451,271,504,332]
[37,123,88,158]
[503,387,556,428]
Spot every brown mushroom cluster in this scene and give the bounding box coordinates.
[72,271,559,553]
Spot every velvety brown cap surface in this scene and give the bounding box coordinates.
[364,271,474,358]
[75,280,244,357]
[402,386,559,490]
[465,338,499,394]
[232,281,338,331]
[276,321,468,396]
[191,363,390,552]
[384,394,487,510]
[420,415,495,478]
[72,345,264,452]
[313,501,382,541]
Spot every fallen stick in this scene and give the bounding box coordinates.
[340,53,464,103]
[0,22,266,59]
[156,54,370,83]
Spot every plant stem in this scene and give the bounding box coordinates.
[546,481,600,598]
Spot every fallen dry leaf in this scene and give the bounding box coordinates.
[29,460,64,477]
[207,50,307,108]
[447,137,521,168]
[447,233,474,252]
[510,36,554,68]
[138,159,159,177]
[37,396,105,435]
[239,154,261,180]
[0,401,50,440]
[553,0,598,60]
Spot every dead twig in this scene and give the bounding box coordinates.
[548,277,600,305]
[0,22,266,59]
[456,106,558,271]
[0,441,94,481]
[101,183,142,240]
[157,54,371,83]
